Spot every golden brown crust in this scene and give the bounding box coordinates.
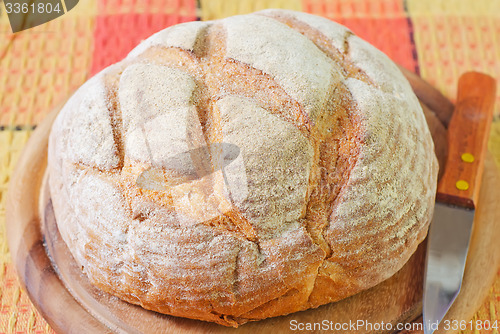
[47,10,438,327]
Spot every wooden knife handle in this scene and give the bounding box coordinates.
[436,72,496,209]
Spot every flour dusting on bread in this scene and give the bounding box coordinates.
[48,9,438,327]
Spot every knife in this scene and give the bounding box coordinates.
[423,72,496,334]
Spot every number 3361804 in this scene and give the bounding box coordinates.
[5,2,62,14]
[443,319,499,331]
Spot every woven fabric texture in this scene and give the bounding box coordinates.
[0,0,499,333]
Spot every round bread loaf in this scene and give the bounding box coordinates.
[48,9,438,327]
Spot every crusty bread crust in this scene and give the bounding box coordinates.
[47,9,438,327]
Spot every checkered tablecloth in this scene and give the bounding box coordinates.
[1,0,499,333]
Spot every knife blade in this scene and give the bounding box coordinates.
[423,72,496,334]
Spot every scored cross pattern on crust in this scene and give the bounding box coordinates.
[47,10,438,327]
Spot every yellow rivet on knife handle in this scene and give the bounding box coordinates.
[456,180,469,191]
[461,153,475,163]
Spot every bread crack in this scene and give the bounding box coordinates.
[101,65,128,172]
[259,11,377,87]
[343,30,353,56]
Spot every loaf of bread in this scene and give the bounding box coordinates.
[48,9,438,327]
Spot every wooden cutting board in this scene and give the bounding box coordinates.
[5,76,500,334]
